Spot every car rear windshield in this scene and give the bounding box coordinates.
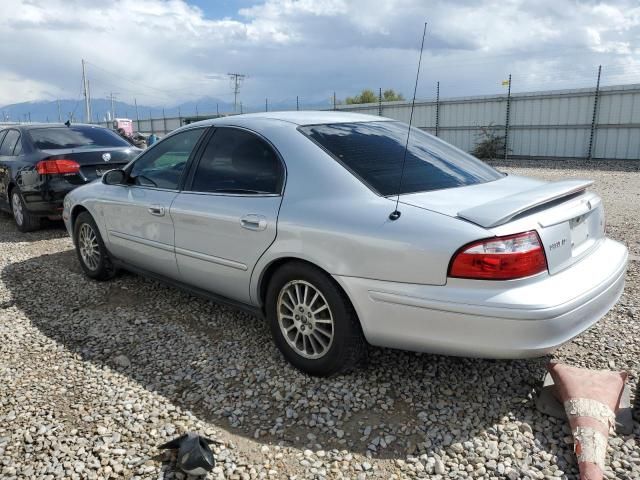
[29,126,130,150]
[299,121,503,196]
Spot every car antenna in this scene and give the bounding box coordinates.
[389,22,427,221]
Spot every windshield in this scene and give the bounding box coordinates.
[29,126,131,150]
[299,121,503,196]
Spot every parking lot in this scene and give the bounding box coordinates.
[0,162,638,480]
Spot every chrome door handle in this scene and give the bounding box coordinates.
[240,214,267,231]
[148,205,165,216]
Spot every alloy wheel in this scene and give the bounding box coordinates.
[277,280,334,359]
[78,223,101,271]
[11,192,23,226]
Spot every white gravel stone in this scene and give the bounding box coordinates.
[0,162,639,479]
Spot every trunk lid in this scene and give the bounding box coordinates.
[456,179,593,228]
[400,175,605,274]
[42,146,140,180]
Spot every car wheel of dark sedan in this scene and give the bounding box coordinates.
[266,262,366,376]
[10,187,42,232]
[73,212,117,280]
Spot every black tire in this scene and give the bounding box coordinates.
[266,261,367,376]
[73,211,117,280]
[10,186,42,232]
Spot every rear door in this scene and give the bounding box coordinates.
[0,129,20,209]
[171,127,285,304]
[99,127,207,278]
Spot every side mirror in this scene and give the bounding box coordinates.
[102,169,127,185]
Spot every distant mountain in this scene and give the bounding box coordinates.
[0,96,332,123]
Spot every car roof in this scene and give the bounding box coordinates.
[1,123,108,132]
[191,110,394,129]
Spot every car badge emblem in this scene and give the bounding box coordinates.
[102,153,111,162]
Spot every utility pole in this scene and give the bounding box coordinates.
[134,98,140,123]
[296,96,299,111]
[378,87,382,116]
[109,92,118,120]
[87,79,92,123]
[227,73,246,112]
[82,59,90,123]
[216,103,219,116]
[333,92,336,111]
[265,98,268,112]
[57,99,62,122]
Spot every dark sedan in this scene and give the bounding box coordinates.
[0,123,141,232]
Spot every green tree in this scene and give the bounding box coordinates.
[382,89,404,102]
[345,89,378,104]
[345,88,405,104]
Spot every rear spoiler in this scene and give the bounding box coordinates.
[457,179,593,228]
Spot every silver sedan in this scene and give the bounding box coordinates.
[63,112,628,376]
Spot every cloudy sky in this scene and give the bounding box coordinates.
[1,0,639,108]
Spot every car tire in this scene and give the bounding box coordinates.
[10,187,42,232]
[266,261,367,376]
[73,211,117,281]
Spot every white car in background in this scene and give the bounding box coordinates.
[63,112,628,376]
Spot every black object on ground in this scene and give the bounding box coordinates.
[159,432,217,476]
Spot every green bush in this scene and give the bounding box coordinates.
[472,124,508,159]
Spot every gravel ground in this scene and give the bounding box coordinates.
[1,163,638,480]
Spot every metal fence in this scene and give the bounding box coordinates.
[94,115,211,137]
[65,83,640,161]
[335,84,640,160]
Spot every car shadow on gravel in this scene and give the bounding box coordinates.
[0,212,68,244]
[3,249,572,466]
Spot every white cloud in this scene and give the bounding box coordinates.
[0,0,639,108]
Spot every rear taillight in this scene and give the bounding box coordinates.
[36,159,80,175]
[449,230,548,280]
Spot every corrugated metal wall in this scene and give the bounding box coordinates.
[96,116,183,136]
[336,84,640,160]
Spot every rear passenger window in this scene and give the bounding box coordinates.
[0,130,20,156]
[191,128,283,194]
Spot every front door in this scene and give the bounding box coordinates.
[100,127,207,278]
[171,127,285,304]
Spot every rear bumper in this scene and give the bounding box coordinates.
[22,199,66,217]
[22,178,89,217]
[334,238,627,358]
[22,190,70,217]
